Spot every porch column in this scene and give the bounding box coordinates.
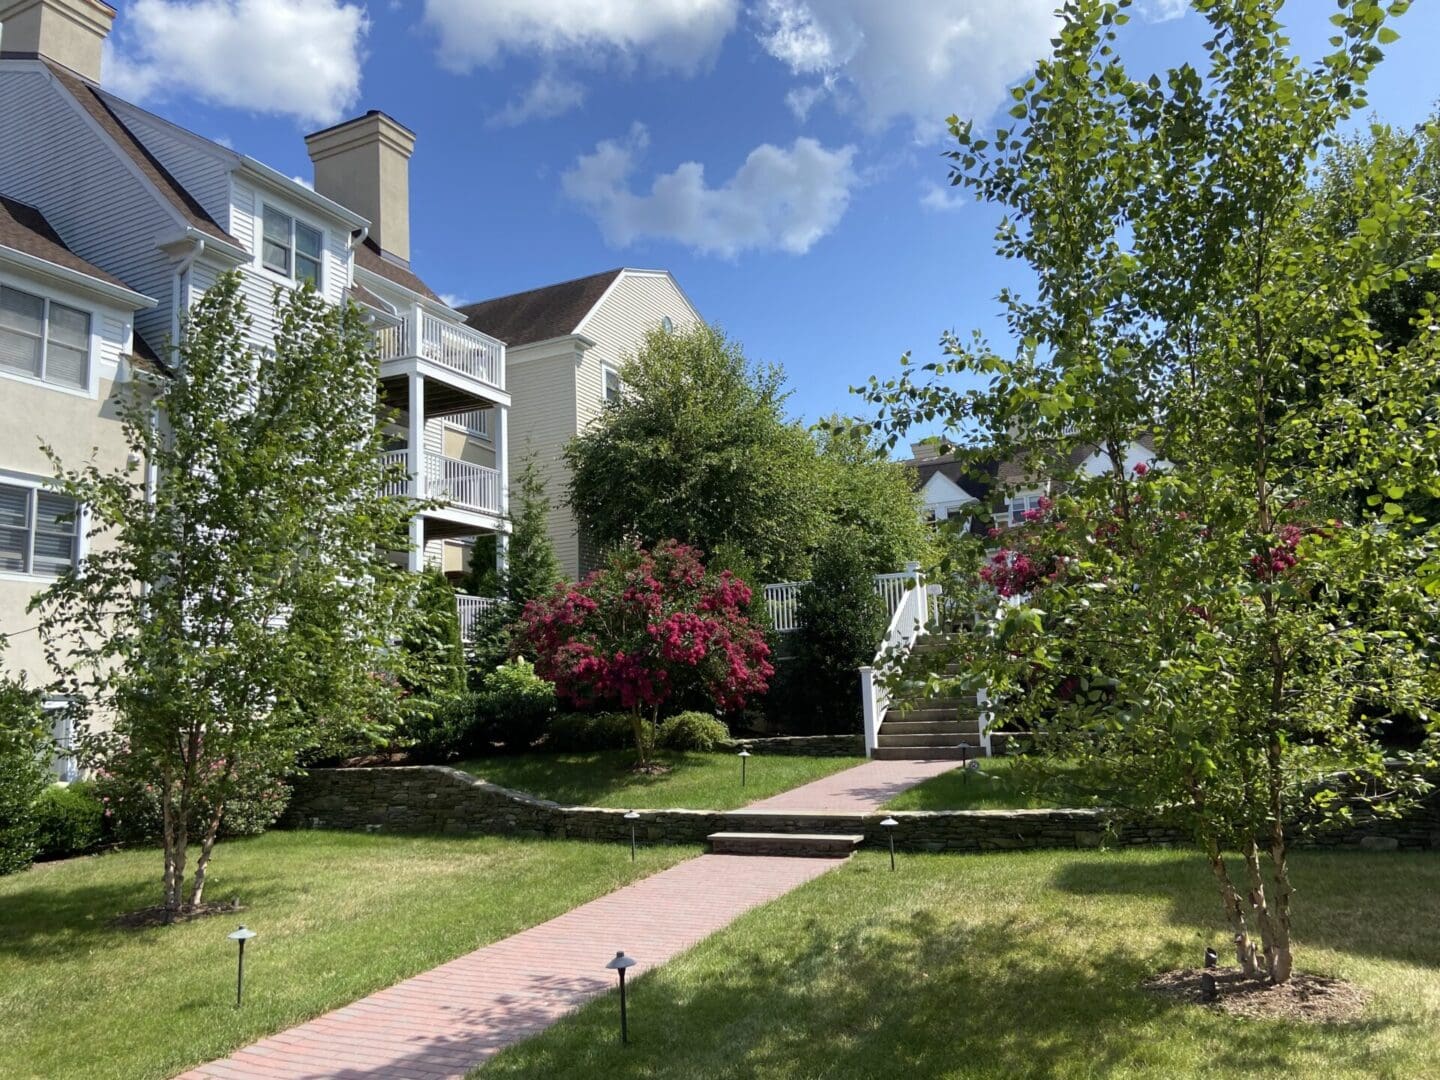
[407,371,425,573]
[494,403,509,519]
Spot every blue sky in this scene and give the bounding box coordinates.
[102,1,1440,439]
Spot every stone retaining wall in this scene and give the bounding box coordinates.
[281,766,1183,853]
[721,735,863,757]
[282,766,1440,855]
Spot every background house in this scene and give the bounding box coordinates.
[460,268,700,579]
[0,0,509,727]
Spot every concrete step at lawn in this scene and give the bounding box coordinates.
[873,744,984,760]
[879,719,980,736]
[707,832,864,858]
[888,707,977,724]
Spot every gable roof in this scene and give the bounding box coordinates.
[42,60,236,246]
[458,268,623,347]
[0,193,133,290]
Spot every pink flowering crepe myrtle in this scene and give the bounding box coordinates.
[515,541,773,736]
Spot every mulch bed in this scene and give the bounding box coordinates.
[1142,967,1367,1022]
[110,897,245,930]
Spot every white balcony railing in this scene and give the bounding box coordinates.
[380,449,502,516]
[375,312,504,390]
[456,593,505,641]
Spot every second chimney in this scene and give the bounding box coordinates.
[0,0,116,84]
[304,110,416,265]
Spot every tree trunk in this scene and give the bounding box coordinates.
[1267,736,1295,984]
[161,770,188,921]
[630,710,649,764]
[187,802,227,909]
[1203,837,1260,979]
[1242,839,1280,981]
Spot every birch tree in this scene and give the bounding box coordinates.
[33,274,416,918]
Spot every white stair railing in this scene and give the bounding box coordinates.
[858,563,929,757]
[764,566,941,634]
[456,593,504,641]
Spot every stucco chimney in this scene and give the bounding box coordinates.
[0,0,115,83]
[304,110,416,265]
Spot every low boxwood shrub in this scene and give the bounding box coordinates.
[658,711,730,752]
[33,781,103,859]
[477,658,556,751]
[548,711,652,753]
[405,691,482,763]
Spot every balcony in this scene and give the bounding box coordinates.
[375,311,504,400]
[382,449,502,517]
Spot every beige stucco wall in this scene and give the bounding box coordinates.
[0,371,134,688]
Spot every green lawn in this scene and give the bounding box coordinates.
[0,831,693,1080]
[456,749,867,809]
[884,755,1070,810]
[480,848,1440,1079]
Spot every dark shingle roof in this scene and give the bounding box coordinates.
[0,193,135,291]
[458,268,623,347]
[43,61,236,246]
[354,237,440,302]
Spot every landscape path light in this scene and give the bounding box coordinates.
[738,749,751,787]
[228,925,257,1007]
[880,817,899,871]
[606,950,638,1044]
[625,810,640,862]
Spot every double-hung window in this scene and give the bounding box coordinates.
[0,284,90,389]
[603,365,622,405]
[1009,493,1045,526]
[0,482,79,576]
[261,206,324,287]
[45,699,77,782]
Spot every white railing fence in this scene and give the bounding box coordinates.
[374,312,504,390]
[858,563,929,757]
[379,449,410,497]
[456,593,505,641]
[764,564,940,634]
[423,452,500,515]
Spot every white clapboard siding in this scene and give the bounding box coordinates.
[104,98,233,230]
[0,68,177,352]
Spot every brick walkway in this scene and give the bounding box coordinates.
[178,855,834,1079]
[180,758,953,1079]
[741,758,960,813]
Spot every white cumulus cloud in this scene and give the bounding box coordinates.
[104,0,368,126]
[1138,0,1189,22]
[919,181,964,213]
[488,71,587,127]
[752,0,1059,140]
[562,123,859,258]
[422,0,739,75]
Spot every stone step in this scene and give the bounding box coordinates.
[887,707,972,724]
[873,745,985,761]
[878,720,980,736]
[707,832,864,858]
[877,731,983,748]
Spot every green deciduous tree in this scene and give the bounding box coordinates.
[861,0,1440,985]
[566,324,822,582]
[32,274,418,917]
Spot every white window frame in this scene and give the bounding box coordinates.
[1007,492,1046,526]
[0,475,84,582]
[0,280,95,396]
[44,698,78,782]
[259,204,324,289]
[602,364,622,405]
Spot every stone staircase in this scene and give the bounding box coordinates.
[874,634,987,761]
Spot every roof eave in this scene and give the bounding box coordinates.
[0,244,156,309]
[237,157,369,229]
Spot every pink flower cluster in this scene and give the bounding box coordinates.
[1249,524,1303,581]
[515,540,773,715]
[980,548,1049,597]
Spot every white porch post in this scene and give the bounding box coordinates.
[494,402,510,587]
[859,666,879,758]
[406,370,425,573]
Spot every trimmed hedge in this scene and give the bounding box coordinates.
[658,711,730,752]
[547,712,651,753]
[33,781,103,859]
